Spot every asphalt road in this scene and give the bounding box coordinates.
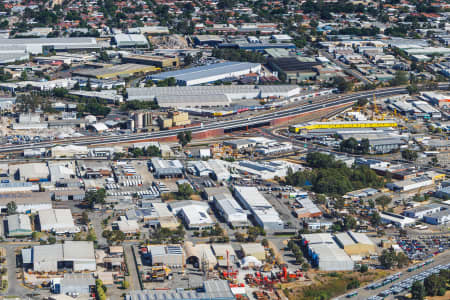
[340,250,450,300]
[2,84,448,153]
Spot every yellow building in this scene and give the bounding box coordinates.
[290,120,398,133]
[335,231,376,257]
[169,111,190,127]
[73,63,159,79]
[158,117,173,130]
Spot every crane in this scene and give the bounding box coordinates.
[372,94,379,120]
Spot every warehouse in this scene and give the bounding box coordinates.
[51,273,95,296]
[0,37,99,54]
[122,54,179,68]
[6,214,32,237]
[15,163,49,182]
[404,203,443,219]
[206,159,230,182]
[240,243,266,261]
[51,145,89,158]
[211,244,237,267]
[234,186,284,230]
[113,217,140,234]
[213,195,248,228]
[125,279,234,300]
[146,245,185,266]
[302,233,354,271]
[0,192,52,213]
[423,209,450,225]
[0,182,39,193]
[268,57,320,82]
[72,64,157,79]
[184,242,217,270]
[23,241,96,272]
[335,231,376,257]
[421,91,450,109]
[386,175,434,192]
[113,34,149,48]
[380,212,416,228]
[149,61,261,86]
[127,84,300,103]
[177,202,214,230]
[151,158,184,179]
[290,120,398,133]
[141,203,179,229]
[232,160,301,180]
[294,197,322,219]
[38,209,79,234]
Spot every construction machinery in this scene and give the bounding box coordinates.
[142,265,172,282]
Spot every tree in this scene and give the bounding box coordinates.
[333,76,353,92]
[343,215,357,230]
[356,98,368,107]
[81,211,90,225]
[375,195,392,211]
[396,252,409,268]
[177,131,192,147]
[390,71,409,86]
[360,264,368,273]
[402,149,418,161]
[424,274,445,296]
[86,189,106,208]
[411,281,425,300]
[48,236,56,244]
[370,211,381,226]
[6,201,17,215]
[379,249,396,269]
[177,183,194,199]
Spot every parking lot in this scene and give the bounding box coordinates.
[397,235,450,260]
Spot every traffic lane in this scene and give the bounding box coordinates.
[0,84,448,152]
[349,250,450,300]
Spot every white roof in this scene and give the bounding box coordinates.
[234,186,271,208]
[92,122,108,132]
[38,209,78,233]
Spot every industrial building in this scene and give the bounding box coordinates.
[232,160,302,180]
[22,241,96,272]
[129,203,179,229]
[113,34,149,48]
[211,244,237,267]
[294,197,322,219]
[125,280,234,300]
[380,212,416,228]
[0,192,52,213]
[423,209,450,225]
[175,201,214,230]
[301,233,354,271]
[6,214,32,237]
[404,203,443,219]
[0,182,39,193]
[38,209,79,234]
[386,175,434,192]
[335,231,376,257]
[15,163,49,182]
[146,245,185,266]
[127,85,300,107]
[149,61,261,86]
[51,273,95,295]
[290,120,398,133]
[422,91,450,109]
[72,64,157,79]
[0,37,99,55]
[113,217,140,234]
[240,243,266,261]
[268,57,321,82]
[234,186,284,230]
[184,242,217,270]
[213,195,248,228]
[151,158,184,179]
[122,54,179,68]
[51,145,89,158]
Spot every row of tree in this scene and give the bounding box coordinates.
[284,153,384,195]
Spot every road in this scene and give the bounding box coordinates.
[2,84,448,153]
[320,50,372,85]
[0,243,39,298]
[124,244,142,291]
[340,250,450,300]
